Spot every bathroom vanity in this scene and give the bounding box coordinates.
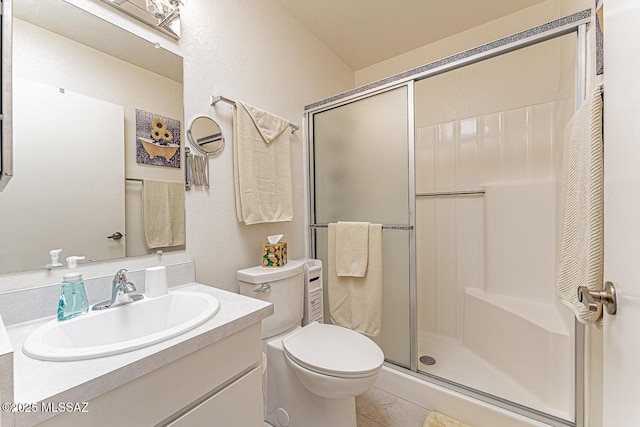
[0,263,272,427]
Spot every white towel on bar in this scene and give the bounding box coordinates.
[233,101,293,225]
[328,223,382,337]
[555,84,604,326]
[143,180,185,249]
[336,221,370,277]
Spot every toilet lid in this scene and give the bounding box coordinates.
[282,322,384,378]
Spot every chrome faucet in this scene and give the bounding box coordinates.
[92,269,143,310]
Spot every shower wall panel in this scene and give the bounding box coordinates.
[416,100,571,338]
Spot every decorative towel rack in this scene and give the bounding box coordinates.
[210,95,300,134]
[310,224,413,231]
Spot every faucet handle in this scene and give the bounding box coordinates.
[113,268,128,283]
[125,282,136,293]
[114,269,136,293]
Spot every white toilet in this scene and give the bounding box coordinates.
[238,260,384,427]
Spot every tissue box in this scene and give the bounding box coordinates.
[262,242,287,267]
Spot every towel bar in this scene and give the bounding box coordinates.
[210,95,300,133]
[309,224,413,231]
[416,190,485,197]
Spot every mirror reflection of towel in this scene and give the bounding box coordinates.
[143,180,185,249]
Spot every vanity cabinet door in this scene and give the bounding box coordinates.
[168,366,263,427]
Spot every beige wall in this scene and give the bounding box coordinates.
[180,0,354,291]
[355,0,592,86]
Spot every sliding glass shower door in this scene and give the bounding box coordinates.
[310,85,413,368]
[414,33,577,423]
[307,22,583,426]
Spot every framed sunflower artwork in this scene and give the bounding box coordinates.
[135,109,181,168]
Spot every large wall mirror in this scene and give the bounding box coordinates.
[0,0,185,274]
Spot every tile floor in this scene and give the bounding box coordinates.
[356,386,429,427]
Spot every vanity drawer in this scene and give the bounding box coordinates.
[168,366,263,427]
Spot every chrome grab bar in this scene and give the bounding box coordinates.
[577,281,617,315]
[253,283,271,293]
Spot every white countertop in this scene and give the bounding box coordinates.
[3,283,272,426]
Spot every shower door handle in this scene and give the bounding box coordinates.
[577,281,617,315]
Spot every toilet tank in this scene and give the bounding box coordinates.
[237,260,305,339]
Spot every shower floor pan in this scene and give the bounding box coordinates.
[418,331,571,421]
[418,289,573,420]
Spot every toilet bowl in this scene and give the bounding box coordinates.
[238,260,384,427]
[283,322,382,398]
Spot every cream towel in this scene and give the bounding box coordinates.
[328,223,382,337]
[423,412,472,427]
[336,221,370,277]
[233,101,293,225]
[556,84,604,325]
[143,180,185,249]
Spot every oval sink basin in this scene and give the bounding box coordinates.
[23,291,220,361]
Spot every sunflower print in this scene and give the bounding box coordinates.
[161,129,173,142]
[152,117,167,131]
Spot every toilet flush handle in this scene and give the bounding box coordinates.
[253,283,271,293]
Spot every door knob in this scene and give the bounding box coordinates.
[107,232,123,240]
[577,281,617,315]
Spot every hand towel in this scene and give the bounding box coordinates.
[143,180,185,249]
[555,84,604,326]
[336,221,370,277]
[328,223,382,337]
[233,101,293,225]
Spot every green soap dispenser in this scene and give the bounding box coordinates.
[57,262,89,321]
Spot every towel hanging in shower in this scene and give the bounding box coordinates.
[328,223,382,337]
[335,221,370,277]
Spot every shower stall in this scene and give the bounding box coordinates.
[306,10,590,427]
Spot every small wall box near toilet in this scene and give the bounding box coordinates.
[300,258,323,325]
[237,260,384,427]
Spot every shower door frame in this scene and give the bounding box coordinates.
[307,81,417,371]
[306,9,590,427]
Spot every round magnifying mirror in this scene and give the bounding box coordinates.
[187,116,225,157]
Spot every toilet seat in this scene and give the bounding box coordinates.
[282,322,384,379]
